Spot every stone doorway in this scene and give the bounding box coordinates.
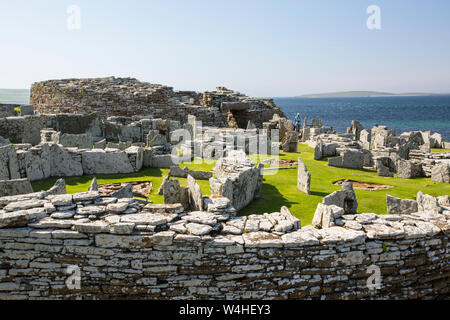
[227,110,249,129]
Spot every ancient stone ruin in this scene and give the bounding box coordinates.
[305,119,449,182]
[0,179,448,299]
[0,77,449,300]
[30,77,285,128]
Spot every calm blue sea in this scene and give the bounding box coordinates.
[274,95,450,141]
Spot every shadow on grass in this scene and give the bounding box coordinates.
[237,182,298,217]
[309,190,329,197]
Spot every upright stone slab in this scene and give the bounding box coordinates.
[341,149,364,169]
[297,158,311,195]
[322,182,358,214]
[81,150,134,175]
[0,179,33,197]
[397,159,423,179]
[59,133,93,149]
[417,191,441,213]
[431,162,450,183]
[314,139,323,160]
[359,129,371,150]
[48,143,83,177]
[347,120,364,141]
[163,178,189,209]
[187,175,203,211]
[210,150,262,211]
[386,195,418,215]
[0,144,20,180]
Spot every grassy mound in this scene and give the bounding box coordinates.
[32,143,450,225]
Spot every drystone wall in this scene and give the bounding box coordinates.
[30,77,285,127]
[0,190,448,300]
[0,113,101,145]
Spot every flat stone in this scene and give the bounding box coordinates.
[186,223,213,236]
[106,202,129,213]
[3,199,46,212]
[0,208,47,228]
[182,211,217,226]
[110,222,135,235]
[48,194,73,206]
[76,205,106,216]
[74,221,109,234]
[28,217,74,229]
[73,191,99,202]
[50,211,76,219]
[120,213,167,226]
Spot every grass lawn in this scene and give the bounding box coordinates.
[431,148,450,154]
[32,143,450,226]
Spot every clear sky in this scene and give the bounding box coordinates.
[1,0,450,96]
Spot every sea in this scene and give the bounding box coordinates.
[274,95,450,141]
[1,89,449,141]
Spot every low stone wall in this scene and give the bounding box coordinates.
[2,143,144,182]
[0,190,448,300]
[0,113,102,145]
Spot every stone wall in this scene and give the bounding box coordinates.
[0,189,448,300]
[0,113,102,145]
[30,77,285,128]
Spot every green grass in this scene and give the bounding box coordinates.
[431,148,450,154]
[31,143,450,226]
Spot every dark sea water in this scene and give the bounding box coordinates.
[274,95,450,141]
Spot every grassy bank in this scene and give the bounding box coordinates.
[32,143,450,225]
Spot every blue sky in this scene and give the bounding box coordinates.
[1,0,449,96]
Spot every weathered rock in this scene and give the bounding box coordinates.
[147,130,167,147]
[187,175,203,211]
[89,177,98,191]
[431,162,450,183]
[60,133,93,149]
[0,208,47,228]
[359,129,371,150]
[282,131,298,153]
[347,120,364,141]
[4,199,46,212]
[48,194,73,206]
[430,133,443,148]
[82,150,134,174]
[417,191,441,213]
[209,151,262,211]
[48,143,83,177]
[397,159,423,179]
[186,223,213,236]
[163,178,189,209]
[110,184,133,199]
[376,157,396,177]
[182,211,217,226]
[386,195,418,215]
[322,182,358,214]
[125,146,144,172]
[312,203,345,229]
[74,220,109,234]
[0,179,33,197]
[314,139,323,160]
[0,144,20,180]
[297,158,311,195]
[328,149,364,169]
[151,154,176,168]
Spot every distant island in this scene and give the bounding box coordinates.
[296,91,444,98]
